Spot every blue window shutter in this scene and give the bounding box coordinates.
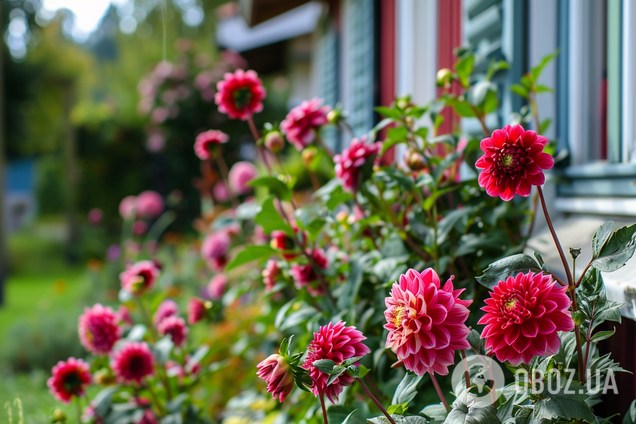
[315,19,340,152]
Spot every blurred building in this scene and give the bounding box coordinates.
[223,0,636,411]
[3,160,36,234]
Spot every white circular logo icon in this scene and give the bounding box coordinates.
[450,354,505,407]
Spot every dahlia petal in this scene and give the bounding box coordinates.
[525,172,545,186]
[534,153,555,170]
[521,320,539,338]
[537,319,557,334]
[548,311,575,332]
[517,179,532,197]
[504,325,520,345]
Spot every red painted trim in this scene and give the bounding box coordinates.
[379,0,396,163]
[437,0,462,135]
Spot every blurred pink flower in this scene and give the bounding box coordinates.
[120,260,160,296]
[280,98,330,150]
[215,69,266,120]
[213,181,230,203]
[207,274,228,299]
[290,248,329,296]
[261,259,281,291]
[194,130,229,160]
[256,354,294,402]
[119,195,137,220]
[117,305,133,326]
[88,208,103,225]
[136,191,164,219]
[154,299,179,327]
[334,136,381,193]
[188,297,206,325]
[47,357,91,404]
[78,303,121,355]
[201,232,231,271]
[146,133,165,153]
[228,161,258,195]
[111,342,155,385]
[157,316,188,348]
[133,221,148,235]
[151,107,169,123]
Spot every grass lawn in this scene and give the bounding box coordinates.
[0,219,89,423]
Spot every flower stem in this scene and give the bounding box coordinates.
[247,116,272,173]
[536,186,584,379]
[460,351,470,389]
[145,379,166,417]
[315,133,335,159]
[75,396,82,424]
[317,386,329,424]
[357,378,397,424]
[212,152,239,208]
[429,373,451,412]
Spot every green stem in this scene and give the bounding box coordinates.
[432,202,440,270]
[145,379,166,417]
[357,378,397,424]
[75,396,82,424]
[247,116,272,173]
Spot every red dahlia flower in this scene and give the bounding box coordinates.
[334,136,381,192]
[476,125,554,201]
[302,322,370,403]
[120,260,160,296]
[270,230,298,260]
[111,342,155,385]
[478,271,574,366]
[290,248,329,296]
[256,354,295,402]
[78,303,121,355]
[153,299,179,327]
[207,274,228,299]
[384,268,472,376]
[188,297,207,325]
[47,357,91,403]
[194,130,229,160]
[280,98,330,150]
[157,316,189,348]
[214,69,266,120]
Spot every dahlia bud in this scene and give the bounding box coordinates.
[405,149,426,171]
[436,68,454,88]
[327,109,342,124]
[264,131,285,153]
[256,354,295,402]
[93,368,117,386]
[302,146,318,166]
[335,211,349,223]
[569,247,582,260]
[396,95,411,110]
[52,408,67,423]
[571,310,584,326]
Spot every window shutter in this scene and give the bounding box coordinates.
[315,19,340,151]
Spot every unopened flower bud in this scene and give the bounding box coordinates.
[436,68,454,88]
[93,368,117,386]
[264,131,285,153]
[571,310,584,326]
[396,95,411,110]
[256,354,295,402]
[327,109,342,124]
[52,408,67,423]
[336,211,349,223]
[405,149,426,171]
[302,146,318,166]
[569,247,581,260]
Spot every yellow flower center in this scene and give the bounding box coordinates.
[501,154,513,167]
[393,306,407,327]
[504,297,518,309]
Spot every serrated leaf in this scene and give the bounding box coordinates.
[476,254,542,290]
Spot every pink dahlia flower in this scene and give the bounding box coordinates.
[228,161,258,195]
[207,274,228,299]
[384,268,472,376]
[188,297,206,324]
[213,181,230,203]
[47,357,91,403]
[111,342,155,385]
[78,303,121,355]
[261,259,281,291]
[194,130,229,160]
[132,221,148,235]
[117,305,133,326]
[334,136,381,192]
[256,353,294,402]
[88,208,103,225]
[214,69,266,120]
[302,322,370,403]
[120,260,160,295]
[476,124,554,201]
[157,316,189,348]
[290,248,329,296]
[153,299,179,327]
[119,195,137,220]
[280,98,331,150]
[478,271,574,366]
[136,191,164,219]
[201,232,231,270]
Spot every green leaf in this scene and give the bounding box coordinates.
[127,324,147,341]
[467,329,483,354]
[476,254,542,290]
[367,416,427,424]
[279,305,320,331]
[437,207,474,245]
[225,244,277,271]
[447,97,476,117]
[337,253,375,310]
[326,185,354,210]
[387,126,409,142]
[485,59,510,81]
[534,84,554,93]
[375,106,403,120]
[531,396,597,424]
[153,336,174,364]
[446,390,502,424]
[248,176,292,201]
[454,54,475,87]
[592,221,615,257]
[623,400,636,424]
[235,202,260,220]
[591,328,616,342]
[482,90,499,114]
[539,118,552,134]
[185,345,209,373]
[341,409,359,424]
[421,404,448,423]
[255,196,294,236]
[469,81,497,108]
[387,404,408,416]
[414,127,429,140]
[510,84,529,99]
[392,373,422,406]
[382,137,405,155]
[530,49,559,82]
[372,118,395,135]
[592,223,636,272]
